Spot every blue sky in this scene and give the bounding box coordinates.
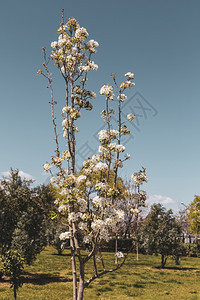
[1,0,200,212]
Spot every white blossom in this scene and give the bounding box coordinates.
[43,163,52,172]
[77,175,87,184]
[127,113,135,121]
[125,72,134,79]
[117,94,127,101]
[92,196,106,208]
[68,212,79,222]
[50,177,57,184]
[78,222,87,231]
[58,204,67,213]
[77,198,87,212]
[115,251,124,258]
[75,27,88,41]
[59,232,70,240]
[88,60,98,70]
[94,162,108,172]
[100,84,112,95]
[115,144,125,153]
[51,41,58,48]
[120,81,135,89]
[98,130,109,142]
[83,235,92,244]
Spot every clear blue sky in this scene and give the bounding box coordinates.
[1,0,200,212]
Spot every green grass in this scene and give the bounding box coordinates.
[1,247,200,299]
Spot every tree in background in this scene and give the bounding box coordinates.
[137,204,184,268]
[0,169,55,264]
[1,250,24,300]
[39,13,147,300]
[187,195,200,243]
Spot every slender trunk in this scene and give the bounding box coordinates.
[161,254,167,268]
[115,238,118,264]
[14,286,17,300]
[136,243,139,261]
[69,217,77,300]
[161,254,164,268]
[70,236,77,300]
[77,262,85,300]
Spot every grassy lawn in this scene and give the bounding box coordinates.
[0,247,200,299]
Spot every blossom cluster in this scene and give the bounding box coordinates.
[131,169,148,186]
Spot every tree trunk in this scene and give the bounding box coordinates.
[136,243,139,261]
[161,254,167,268]
[70,236,77,300]
[115,238,118,264]
[14,286,17,300]
[77,262,85,300]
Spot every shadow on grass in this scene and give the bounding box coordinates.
[155,266,196,271]
[1,272,72,285]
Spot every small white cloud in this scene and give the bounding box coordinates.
[148,194,174,205]
[0,170,35,181]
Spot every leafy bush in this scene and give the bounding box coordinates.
[184,243,200,257]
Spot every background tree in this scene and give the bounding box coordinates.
[187,195,200,243]
[137,204,184,268]
[1,250,24,300]
[0,169,56,264]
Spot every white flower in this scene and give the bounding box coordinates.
[120,81,135,89]
[98,130,109,142]
[115,144,125,153]
[125,153,131,159]
[50,177,57,184]
[100,84,113,96]
[116,209,124,220]
[131,171,148,185]
[79,65,90,72]
[60,188,68,196]
[58,204,67,213]
[127,113,135,121]
[110,129,119,137]
[88,60,98,70]
[90,91,96,98]
[117,94,127,101]
[78,222,87,231]
[77,198,87,212]
[75,27,88,41]
[95,182,107,191]
[91,154,100,162]
[43,163,52,172]
[98,145,108,153]
[62,106,71,113]
[94,162,108,172]
[59,232,70,240]
[125,72,134,79]
[91,219,104,231]
[96,256,102,261]
[54,199,59,205]
[77,175,87,184]
[51,41,58,48]
[92,196,106,208]
[62,151,71,160]
[130,208,140,214]
[83,235,91,244]
[68,212,79,222]
[86,39,99,49]
[115,251,124,258]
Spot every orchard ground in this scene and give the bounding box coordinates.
[0,247,200,299]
